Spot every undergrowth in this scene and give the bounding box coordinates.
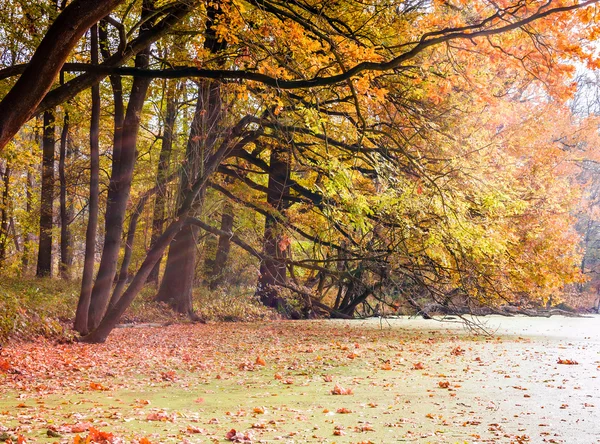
[0,275,78,343]
[0,276,275,343]
[194,286,278,322]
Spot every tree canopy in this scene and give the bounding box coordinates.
[1,0,600,341]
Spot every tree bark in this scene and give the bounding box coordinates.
[256,146,294,313]
[0,0,126,152]
[154,87,217,315]
[74,25,101,334]
[59,111,72,279]
[154,1,225,311]
[208,202,234,290]
[112,198,147,304]
[86,3,153,332]
[36,109,55,277]
[82,217,187,343]
[155,222,200,317]
[36,1,194,117]
[22,126,37,272]
[147,80,178,285]
[0,162,10,265]
[112,177,176,303]
[82,117,260,343]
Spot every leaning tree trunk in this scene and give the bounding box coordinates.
[0,0,126,153]
[80,116,260,343]
[36,109,55,277]
[86,6,152,332]
[256,146,292,310]
[58,111,72,279]
[147,80,178,285]
[74,24,101,334]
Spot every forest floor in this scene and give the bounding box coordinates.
[1,316,599,443]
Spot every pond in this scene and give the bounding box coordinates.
[0,315,598,443]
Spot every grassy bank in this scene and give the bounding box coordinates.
[0,276,275,343]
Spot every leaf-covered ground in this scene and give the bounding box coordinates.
[1,316,599,443]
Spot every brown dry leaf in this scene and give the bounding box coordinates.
[65,422,91,434]
[413,362,424,370]
[557,358,579,365]
[146,410,175,422]
[186,425,207,434]
[331,383,353,395]
[355,424,374,432]
[89,381,108,391]
[333,425,345,436]
[161,370,177,381]
[225,429,253,443]
[336,407,352,413]
[438,381,450,389]
[451,346,464,356]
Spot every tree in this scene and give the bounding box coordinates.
[74,24,101,334]
[0,0,126,151]
[85,0,155,332]
[155,0,227,316]
[58,111,73,279]
[147,80,179,285]
[36,109,55,277]
[0,0,598,344]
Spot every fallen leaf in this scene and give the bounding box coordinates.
[89,381,108,391]
[557,358,578,365]
[451,346,464,356]
[331,383,353,395]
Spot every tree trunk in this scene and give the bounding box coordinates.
[59,111,72,279]
[155,222,200,316]
[82,217,187,343]
[155,80,222,315]
[112,198,146,304]
[0,162,10,265]
[22,129,37,272]
[86,4,153,332]
[256,147,294,314]
[74,24,101,334]
[81,117,260,343]
[147,80,178,285]
[208,202,234,290]
[36,109,55,277]
[155,0,226,311]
